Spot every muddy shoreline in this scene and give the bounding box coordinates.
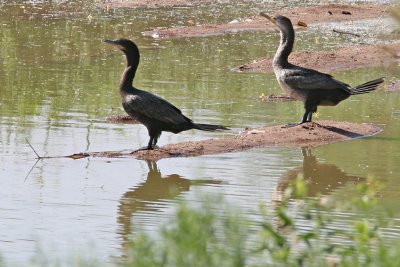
[141,4,390,38]
[233,42,400,73]
[99,0,212,9]
[66,121,381,160]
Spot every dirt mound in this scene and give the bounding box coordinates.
[66,120,381,160]
[106,114,139,124]
[233,43,400,73]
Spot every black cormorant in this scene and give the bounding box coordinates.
[104,38,229,149]
[260,13,384,126]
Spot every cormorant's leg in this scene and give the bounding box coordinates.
[306,105,318,122]
[301,111,310,124]
[147,137,155,150]
[306,111,312,122]
[130,137,153,153]
[152,137,158,147]
[282,110,309,128]
[131,130,159,153]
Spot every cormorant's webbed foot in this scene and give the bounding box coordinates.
[282,119,315,128]
[282,122,302,128]
[282,110,314,128]
[131,145,159,154]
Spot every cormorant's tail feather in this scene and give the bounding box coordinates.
[194,123,230,131]
[350,77,384,95]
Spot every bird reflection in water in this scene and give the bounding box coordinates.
[273,147,364,202]
[117,160,221,252]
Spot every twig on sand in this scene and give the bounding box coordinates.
[333,5,389,40]
[333,29,361,37]
[362,5,390,39]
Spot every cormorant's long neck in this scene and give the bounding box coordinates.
[120,48,140,94]
[273,25,294,68]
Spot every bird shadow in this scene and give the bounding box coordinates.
[321,125,364,138]
[308,122,365,139]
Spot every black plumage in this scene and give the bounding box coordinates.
[104,38,228,149]
[260,13,384,125]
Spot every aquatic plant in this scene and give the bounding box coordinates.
[123,177,400,267]
[124,195,248,267]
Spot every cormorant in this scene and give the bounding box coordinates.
[260,13,384,126]
[104,38,229,149]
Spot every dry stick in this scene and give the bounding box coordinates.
[24,138,42,181]
[25,138,91,160]
[25,138,42,159]
[23,139,86,180]
[362,5,390,39]
[333,6,389,40]
[332,29,361,37]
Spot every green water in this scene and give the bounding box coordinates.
[0,1,399,264]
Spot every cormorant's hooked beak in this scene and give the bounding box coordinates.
[103,39,124,49]
[103,39,116,44]
[260,12,276,24]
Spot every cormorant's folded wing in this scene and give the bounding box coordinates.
[123,91,192,125]
[282,68,350,92]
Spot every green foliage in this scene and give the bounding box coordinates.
[124,177,400,267]
[124,197,248,267]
